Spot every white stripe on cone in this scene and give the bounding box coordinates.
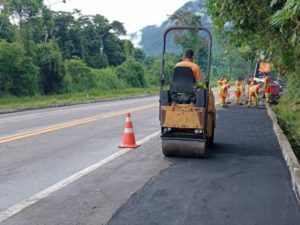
[124,128,134,133]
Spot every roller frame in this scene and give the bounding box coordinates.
[159,26,213,158]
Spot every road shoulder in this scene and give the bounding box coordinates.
[267,104,300,203]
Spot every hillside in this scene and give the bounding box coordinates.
[130,0,210,56]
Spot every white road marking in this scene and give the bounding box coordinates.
[0,92,232,222]
[0,131,160,223]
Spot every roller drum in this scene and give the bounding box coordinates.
[162,139,208,158]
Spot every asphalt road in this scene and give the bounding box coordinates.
[108,105,300,225]
[0,93,300,225]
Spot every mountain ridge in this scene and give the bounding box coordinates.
[130,0,210,56]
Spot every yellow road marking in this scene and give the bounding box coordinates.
[0,103,158,144]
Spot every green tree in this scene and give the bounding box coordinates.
[2,0,44,43]
[116,59,146,87]
[144,57,161,86]
[0,40,39,95]
[0,14,15,41]
[169,10,211,75]
[122,40,135,59]
[92,67,125,90]
[36,41,65,94]
[52,11,80,58]
[144,54,176,86]
[53,13,128,68]
[206,0,300,91]
[64,59,96,92]
[29,6,55,43]
[134,48,146,62]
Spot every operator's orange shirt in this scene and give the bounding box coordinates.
[175,59,202,81]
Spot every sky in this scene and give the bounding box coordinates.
[49,0,189,33]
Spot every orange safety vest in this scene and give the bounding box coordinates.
[249,85,258,97]
[235,80,241,92]
[221,84,230,97]
[175,60,202,81]
[241,81,246,91]
[217,80,224,94]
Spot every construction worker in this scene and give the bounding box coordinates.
[241,79,246,97]
[248,75,254,85]
[175,48,215,112]
[263,72,271,103]
[223,77,231,104]
[175,48,202,82]
[234,77,242,105]
[241,79,246,103]
[217,76,224,107]
[220,83,230,107]
[247,82,261,108]
[246,75,254,104]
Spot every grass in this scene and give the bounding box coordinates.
[0,79,217,111]
[0,86,160,111]
[274,94,300,160]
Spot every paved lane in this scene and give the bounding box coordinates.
[0,97,159,212]
[1,136,169,225]
[1,93,299,225]
[0,96,157,137]
[107,106,300,225]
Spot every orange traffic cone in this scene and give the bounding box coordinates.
[119,113,140,148]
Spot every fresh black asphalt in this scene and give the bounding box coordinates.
[107,105,300,225]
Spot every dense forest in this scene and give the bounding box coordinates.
[0,0,254,99]
[0,0,161,96]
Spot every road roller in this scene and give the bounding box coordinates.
[159,26,216,158]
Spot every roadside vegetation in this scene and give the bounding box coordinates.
[206,0,300,159]
[0,0,252,112]
[0,86,159,111]
[0,1,163,101]
[275,94,300,158]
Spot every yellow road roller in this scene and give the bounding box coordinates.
[159,26,216,158]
